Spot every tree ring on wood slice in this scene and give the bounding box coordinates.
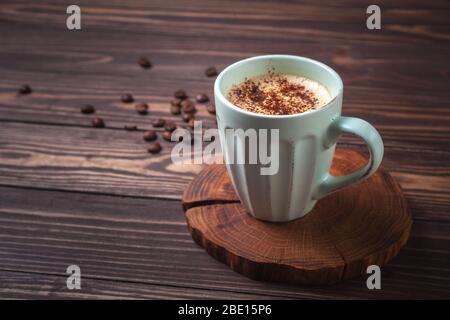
[181,149,412,285]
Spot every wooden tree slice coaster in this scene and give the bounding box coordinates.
[182,149,412,285]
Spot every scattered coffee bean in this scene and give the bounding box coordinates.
[124,124,138,131]
[182,113,193,122]
[196,93,209,103]
[143,130,157,142]
[137,57,152,69]
[174,90,187,100]
[162,130,173,141]
[180,99,193,108]
[81,104,95,114]
[148,142,162,154]
[135,103,149,115]
[121,93,134,103]
[181,99,196,114]
[171,98,182,107]
[206,104,216,115]
[164,122,177,132]
[170,105,181,115]
[18,84,32,95]
[152,118,165,127]
[205,66,218,77]
[92,117,105,128]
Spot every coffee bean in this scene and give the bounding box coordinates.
[143,130,157,142]
[135,103,148,115]
[121,93,134,103]
[164,122,177,132]
[162,130,173,141]
[171,98,182,107]
[152,118,165,128]
[148,142,162,154]
[92,117,105,128]
[205,66,218,77]
[124,124,138,131]
[137,57,152,69]
[181,99,196,114]
[182,113,193,122]
[170,105,181,115]
[196,93,209,103]
[206,104,216,115]
[18,84,32,94]
[180,99,193,108]
[174,90,187,100]
[81,104,95,114]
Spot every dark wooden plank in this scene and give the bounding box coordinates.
[0,1,449,151]
[0,121,199,200]
[0,186,448,299]
[0,121,449,221]
[2,94,448,152]
[0,270,284,299]
[1,71,448,152]
[0,0,449,300]
[1,1,449,44]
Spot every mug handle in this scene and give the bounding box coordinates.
[313,116,384,200]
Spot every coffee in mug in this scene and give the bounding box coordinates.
[228,73,332,115]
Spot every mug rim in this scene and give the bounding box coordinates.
[214,54,344,119]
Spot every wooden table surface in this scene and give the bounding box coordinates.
[0,0,449,299]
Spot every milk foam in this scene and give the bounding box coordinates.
[228,73,333,115]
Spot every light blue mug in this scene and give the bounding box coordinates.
[214,55,384,222]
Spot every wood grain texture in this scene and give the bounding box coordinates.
[0,186,449,299]
[0,0,449,299]
[0,1,449,152]
[0,121,202,199]
[182,150,412,285]
[0,122,449,222]
[0,270,285,300]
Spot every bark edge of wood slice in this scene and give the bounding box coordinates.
[182,149,412,285]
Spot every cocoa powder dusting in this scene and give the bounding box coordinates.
[228,73,330,115]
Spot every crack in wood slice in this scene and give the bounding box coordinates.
[182,149,412,285]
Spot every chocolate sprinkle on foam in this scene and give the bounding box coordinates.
[228,73,332,115]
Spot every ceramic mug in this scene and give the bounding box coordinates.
[214,55,384,222]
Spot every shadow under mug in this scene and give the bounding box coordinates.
[214,55,384,222]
